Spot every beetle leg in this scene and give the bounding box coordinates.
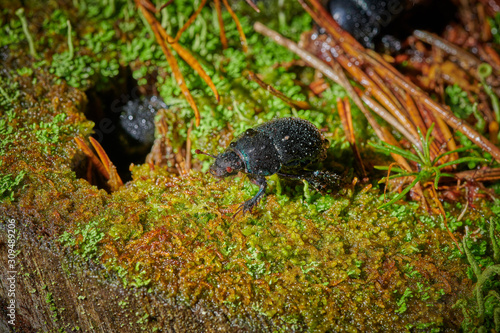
[278,171,341,192]
[233,176,267,217]
[278,171,322,190]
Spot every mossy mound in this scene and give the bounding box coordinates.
[1,0,499,332]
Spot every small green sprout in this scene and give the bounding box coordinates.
[478,63,500,129]
[302,179,312,203]
[15,8,38,59]
[32,113,70,153]
[370,123,487,209]
[395,287,413,314]
[66,19,74,60]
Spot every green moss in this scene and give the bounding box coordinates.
[45,291,59,322]
[395,288,413,314]
[31,113,71,153]
[455,218,500,332]
[59,218,105,261]
[0,166,26,202]
[1,0,499,331]
[0,9,24,47]
[77,164,475,330]
[0,79,20,111]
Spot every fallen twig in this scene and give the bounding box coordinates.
[248,71,310,109]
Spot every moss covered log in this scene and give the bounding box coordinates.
[1,0,499,332]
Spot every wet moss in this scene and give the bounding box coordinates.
[1,0,499,331]
[67,162,475,331]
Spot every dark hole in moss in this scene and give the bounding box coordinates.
[81,67,165,186]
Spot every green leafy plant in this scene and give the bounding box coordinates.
[370,123,487,209]
[454,218,500,332]
[446,84,485,132]
[478,64,500,140]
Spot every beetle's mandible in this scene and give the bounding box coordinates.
[196,117,330,215]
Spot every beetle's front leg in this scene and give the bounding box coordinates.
[234,175,267,217]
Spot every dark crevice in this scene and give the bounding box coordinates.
[78,67,163,187]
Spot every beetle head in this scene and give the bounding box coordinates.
[195,149,243,179]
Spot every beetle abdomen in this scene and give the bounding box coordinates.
[255,118,328,169]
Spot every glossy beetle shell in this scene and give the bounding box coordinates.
[328,0,406,48]
[230,117,329,176]
[202,117,331,215]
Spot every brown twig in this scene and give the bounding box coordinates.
[158,0,175,11]
[335,51,421,145]
[254,22,387,149]
[168,0,208,44]
[214,0,228,50]
[74,137,109,179]
[355,88,420,148]
[244,0,260,13]
[89,137,123,189]
[482,44,500,72]
[413,30,483,73]
[365,67,404,111]
[404,93,429,136]
[222,0,247,53]
[363,50,500,162]
[169,41,220,102]
[337,97,367,179]
[255,22,340,81]
[414,30,500,93]
[247,71,310,109]
[379,127,413,173]
[146,109,170,167]
[454,167,500,182]
[299,0,363,50]
[136,0,201,126]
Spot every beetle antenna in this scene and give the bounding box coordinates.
[195,149,216,158]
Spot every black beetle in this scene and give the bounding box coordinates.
[196,117,330,215]
[327,0,408,49]
[119,95,167,146]
[327,0,455,50]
